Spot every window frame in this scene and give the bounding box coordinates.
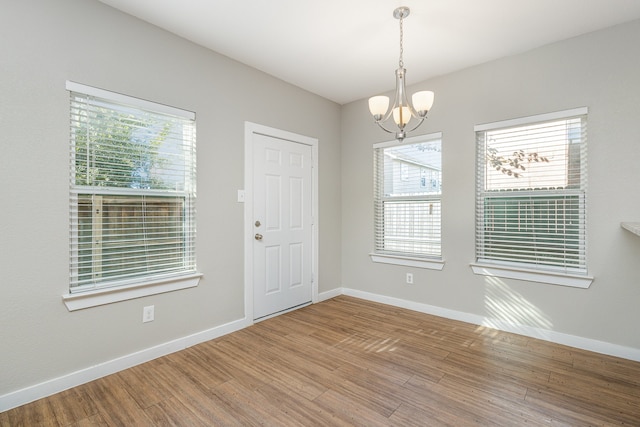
[472,107,593,288]
[370,132,445,270]
[63,81,201,310]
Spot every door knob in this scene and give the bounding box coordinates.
[255,233,263,241]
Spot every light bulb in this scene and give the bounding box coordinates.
[368,96,389,119]
[393,106,411,126]
[412,91,434,116]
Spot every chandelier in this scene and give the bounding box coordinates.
[368,6,434,142]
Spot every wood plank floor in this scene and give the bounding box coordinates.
[2,295,640,426]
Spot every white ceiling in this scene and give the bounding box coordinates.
[98,0,640,105]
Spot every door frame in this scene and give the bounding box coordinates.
[243,122,319,322]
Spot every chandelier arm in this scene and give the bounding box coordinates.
[374,121,396,134]
[379,103,396,124]
[405,103,422,120]
[405,116,426,133]
[375,111,426,134]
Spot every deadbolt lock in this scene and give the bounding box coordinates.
[255,220,261,227]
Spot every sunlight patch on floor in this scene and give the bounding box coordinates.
[338,334,400,353]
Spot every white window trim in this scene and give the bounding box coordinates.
[62,273,202,311]
[470,262,593,288]
[65,81,195,120]
[474,107,587,132]
[372,132,442,150]
[370,253,445,270]
[473,107,590,287]
[65,81,200,304]
[373,132,444,267]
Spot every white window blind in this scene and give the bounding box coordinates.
[68,82,197,292]
[374,134,442,258]
[475,108,587,275]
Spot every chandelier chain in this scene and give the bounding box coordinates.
[399,13,404,69]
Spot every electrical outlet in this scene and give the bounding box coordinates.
[406,273,414,284]
[143,305,155,323]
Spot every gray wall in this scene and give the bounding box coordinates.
[0,0,342,396]
[341,19,640,349]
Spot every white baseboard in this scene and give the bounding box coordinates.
[318,287,342,302]
[0,316,251,412]
[341,287,640,363]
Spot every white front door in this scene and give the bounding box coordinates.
[251,131,314,320]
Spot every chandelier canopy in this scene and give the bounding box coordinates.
[368,6,434,142]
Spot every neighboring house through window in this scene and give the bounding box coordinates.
[371,133,444,270]
[67,81,198,299]
[473,107,592,288]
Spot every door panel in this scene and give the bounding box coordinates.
[290,177,303,229]
[289,242,303,287]
[265,174,281,232]
[253,133,312,319]
[265,245,281,294]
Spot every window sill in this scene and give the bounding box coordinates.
[470,263,593,288]
[370,253,445,270]
[62,273,203,311]
[621,222,640,237]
